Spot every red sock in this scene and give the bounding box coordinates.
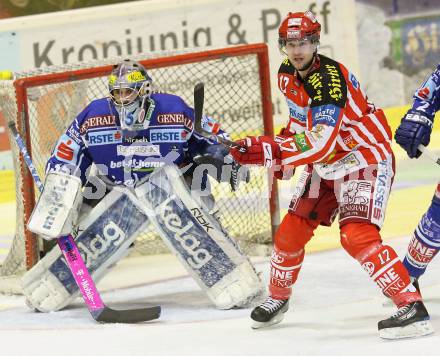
[269,246,304,300]
[356,243,421,307]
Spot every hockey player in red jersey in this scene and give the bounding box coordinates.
[230,11,433,339]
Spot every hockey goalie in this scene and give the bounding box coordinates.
[23,59,263,312]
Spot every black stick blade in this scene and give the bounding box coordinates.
[94,305,161,323]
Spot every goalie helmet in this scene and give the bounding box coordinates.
[108,59,152,130]
[278,11,321,51]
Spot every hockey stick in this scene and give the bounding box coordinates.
[8,122,161,323]
[418,144,440,166]
[193,82,247,153]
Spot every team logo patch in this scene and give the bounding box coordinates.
[87,129,122,146]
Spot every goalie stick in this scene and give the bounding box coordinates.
[193,82,247,153]
[418,144,440,166]
[8,121,161,323]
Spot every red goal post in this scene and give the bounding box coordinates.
[0,43,279,285]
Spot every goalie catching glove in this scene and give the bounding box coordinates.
[27,172,82,240]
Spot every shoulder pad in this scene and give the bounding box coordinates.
[278,59,295,75]
[304,56,347,108]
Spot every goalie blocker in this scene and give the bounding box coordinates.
[23,166,264,311]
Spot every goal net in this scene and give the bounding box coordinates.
[0,44,278,293]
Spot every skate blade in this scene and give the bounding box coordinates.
[251,312,285,329]
[379,320,435,340]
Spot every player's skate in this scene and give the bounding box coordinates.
[378,301,434,339]
[251,297,289,329]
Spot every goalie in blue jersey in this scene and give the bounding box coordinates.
[395,63,440,292]
[24,59,263,313]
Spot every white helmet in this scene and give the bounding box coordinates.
[108,59,152,130]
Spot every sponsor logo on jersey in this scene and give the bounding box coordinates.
[316,152,361,178]
[123,136,149,143]
[287,98,307,122]
[342,134,358,149]
[87,129,122,146]
[372,159,390,221]
[349,73,359,90]
[116,144,160,157]
[312,104,340,127]
[109,158,165,170]
[157,113,194,130]
[308,72,324,102]
[149,128,187,142]
[80,115,116,134]
[294,133,311,152]
[67,126,82,145]
[55,134,81,163]
[339,180,372,221]
[325,64,344,102]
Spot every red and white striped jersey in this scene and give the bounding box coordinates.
[277,54,393,179]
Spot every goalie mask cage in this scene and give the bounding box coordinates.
[0,43,279,292]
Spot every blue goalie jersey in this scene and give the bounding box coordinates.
[47,92,223,187]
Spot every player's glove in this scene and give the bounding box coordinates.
[395,109,433,158]
[230,136,280,167]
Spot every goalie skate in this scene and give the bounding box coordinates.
[378,301,434,339]
[251,297,289,329]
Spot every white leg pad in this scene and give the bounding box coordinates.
[135,165,264,310]
[21,188,150,312]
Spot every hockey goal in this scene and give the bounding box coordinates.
[0,43,278,292]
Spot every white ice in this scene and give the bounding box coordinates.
[1,236,439,356]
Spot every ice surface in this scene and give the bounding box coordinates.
[1,237,439,356]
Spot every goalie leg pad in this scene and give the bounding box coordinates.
[135,165,264,309]
[21,188,150,312]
